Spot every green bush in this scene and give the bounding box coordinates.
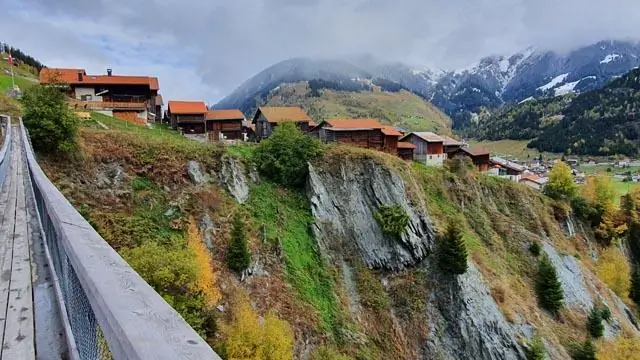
[600,306,612,322]
[227,216,252,272]
[535,257,564,313]
[253,122,323,188]
[21,84,79,155]
[437,219,468,275]
[373,205,409,237]
[526,335,546,360]
[570,339,597,360]
[529,242,542,257]
[630,267,640,305]
[587,307,604,338]
[544,162,578,200]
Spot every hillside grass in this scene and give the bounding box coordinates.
[246,183,341,335]
[468,139,557,160]
[266,82,452,134]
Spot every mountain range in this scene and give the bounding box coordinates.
[216,40,640,129]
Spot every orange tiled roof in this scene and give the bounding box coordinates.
[206,109,245,121]
[258,107,312,123]
[168,101,207,115]
[381,126,403,137]
[325,118,384,129]
[40,68,160,90]
[462,146,490,157]
[520,174,542,182]
[397,142,416,149]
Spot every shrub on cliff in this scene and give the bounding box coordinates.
[525,335,546,360]
[227,216,251,272]
[570,339,597,360]
[587,306,604,338]
[253,122,323,188]
[535,257,564,313]
[374,204,409,237]
[21,84,79,155]
[437,219,468,275]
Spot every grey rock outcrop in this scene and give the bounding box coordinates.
[423,263,527,360]
[306,158,434,270]
[218,155,252,204]
[95,162,125,189]
[187,161,207,185]
[541,242,594,312]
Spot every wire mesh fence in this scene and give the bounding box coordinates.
[28,139,113,360]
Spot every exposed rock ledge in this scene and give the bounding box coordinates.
[306,158,434,270]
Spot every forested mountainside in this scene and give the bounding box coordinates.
[39,113,640,359]
[471,67,640,156]
[263,81,452,134]
[216,40,640,129]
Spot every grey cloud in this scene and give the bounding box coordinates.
[4,0,640,102]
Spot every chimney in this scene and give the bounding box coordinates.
[107,68,112,76]
[77,71,83,81]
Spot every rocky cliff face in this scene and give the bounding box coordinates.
[305,153,639,360]
[307,157,434,270]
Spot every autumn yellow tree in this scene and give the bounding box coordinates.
[544,161,578,200]
[596,247,631,297]
[222,291,294,360]
[583,176,627,245]
[186,217,220,306]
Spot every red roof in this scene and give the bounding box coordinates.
[168,101,207,115]
[325,118,383,129]
[397,142,416,149]
[206,109,245,121]
[40,68,159,90]
[520,174,542,182]
[381,126,403,137]
[402,131,444,143]
[462,146,490,157]
[256,107,312,123]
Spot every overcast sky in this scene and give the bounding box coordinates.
[2,0,640,104]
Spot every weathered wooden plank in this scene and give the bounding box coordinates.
[2,127,35,359]
[0,135,17,356]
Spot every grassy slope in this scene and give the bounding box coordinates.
[265,82,453,134]
[468,139,559,160]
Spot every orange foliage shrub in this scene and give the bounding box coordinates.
[186,217,220,306]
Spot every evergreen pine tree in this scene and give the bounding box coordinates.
[586,307,604,338]
[571,339,597,360]
[535,257,564,313]
[630,267,640,305]
[227,217,251,272]
[526,335,546,360]
[437,220,468,275]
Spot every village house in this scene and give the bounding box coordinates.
[206,109,245,141]
[167,101,208,134]
[519,173,548,190]
[312,118,402,153]
[450,146,491,172]
[252,106,313,140]
[397,142,416,161]
[40,68,161,125]
[400,132,447,166]
[489,156,526,182]
[442,135,463,155]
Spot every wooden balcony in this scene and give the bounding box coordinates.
[68,99,147,111]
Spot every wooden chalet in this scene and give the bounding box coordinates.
[442,135,463,154]
[397,142,416,161]
[489,156,525,181]
[400,132,447,166]
[252,106,313,140]
[450,146,491,172]
[40,68,161,125]
[167,101,207,134]
[206,109,245,140]
[313,119,402,153]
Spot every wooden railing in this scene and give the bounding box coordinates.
[68,99,147,111]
